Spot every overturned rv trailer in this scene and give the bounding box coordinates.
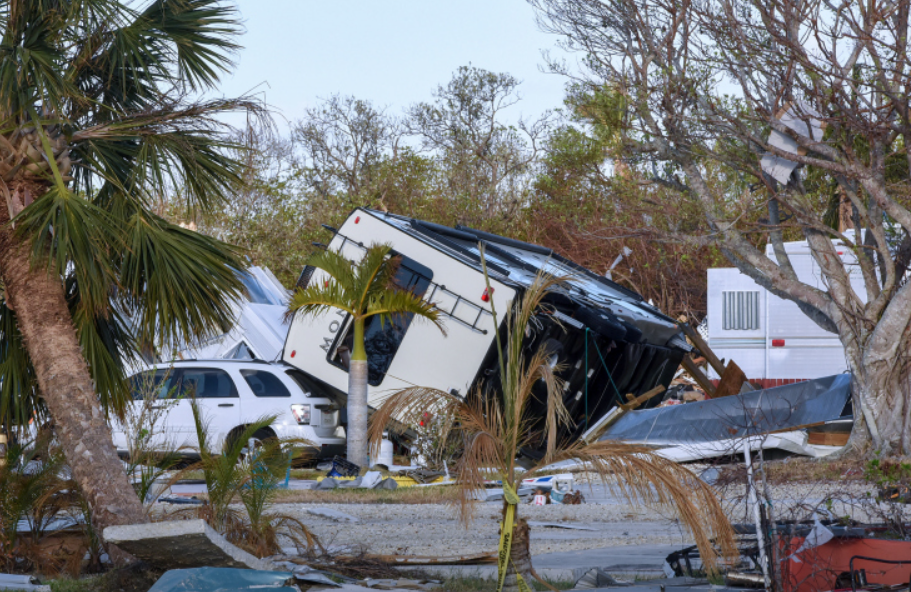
[281,208,692,455]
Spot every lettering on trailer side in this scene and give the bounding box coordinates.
[320,309,348,352]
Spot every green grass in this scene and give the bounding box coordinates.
[46,565,163,592]
[273,484,462,504]
[49,578,98,592]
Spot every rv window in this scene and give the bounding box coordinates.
[330,257,433,386]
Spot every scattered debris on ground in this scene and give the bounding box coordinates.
[102,520,268,571]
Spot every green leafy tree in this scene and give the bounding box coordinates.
[530,0,911,454]
[288,244,444,467]
[530,92,726,319]
[408,65,552,230]
[0,0,258,549]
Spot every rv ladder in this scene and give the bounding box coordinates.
[330,231,494,334]
[424,283,492,334]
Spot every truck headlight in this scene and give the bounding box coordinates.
[290,404,311,425]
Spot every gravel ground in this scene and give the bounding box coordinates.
[284,502,694,557]
[154,470,896,559]
[276,477,893,558]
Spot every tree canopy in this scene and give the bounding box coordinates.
[529,0,911,455]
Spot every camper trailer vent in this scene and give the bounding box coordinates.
[722,291,760,330]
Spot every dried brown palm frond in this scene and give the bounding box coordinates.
[534,441,738,570]
[369,385,736,569]
[371,257,737,588]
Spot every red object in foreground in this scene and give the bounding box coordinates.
[481,287,494,302]
[784,537,911,592]
[772,339,785,347]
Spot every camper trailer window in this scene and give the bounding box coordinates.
[330,258,433,386]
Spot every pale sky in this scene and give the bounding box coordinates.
[217,1,572,128]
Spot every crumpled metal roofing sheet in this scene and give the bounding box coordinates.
[599,373,852,445]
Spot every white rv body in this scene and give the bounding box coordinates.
[707,236,864,382]
[282,210,517,406]
[282,208,688,425]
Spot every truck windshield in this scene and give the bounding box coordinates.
[331,256,433,386]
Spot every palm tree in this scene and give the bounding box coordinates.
[0,0,257,551]
[369,258,737,591]
[288,243,444,467]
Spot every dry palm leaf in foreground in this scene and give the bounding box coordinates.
[370,261,737,591]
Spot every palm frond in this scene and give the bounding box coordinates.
[365,248,400,301]
[0,7,74,117]
[365,288,445,334]
[286,281,355,321]
[515,348,570,464]
[0,292,41,428]
[66,275,138,420]
[367,386,504,525]
[118,211,246,347]
[72,98,262,215]
[301,247,356,290]
[370,263,737,575]
[140,0,241,92]
[367,386,464,448]
[354,243,394,310]
[13,185,121,315]
[66,0,239,111]
[532,441,738,571]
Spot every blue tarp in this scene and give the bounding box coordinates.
[148,568,295,592]
[600,373,852,445]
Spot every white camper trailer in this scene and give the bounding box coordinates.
[282,208,692,455]
[707,237,862,384]
[173,266,291,362]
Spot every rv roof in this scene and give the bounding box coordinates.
[363,209,670,321]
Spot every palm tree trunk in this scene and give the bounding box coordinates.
[346,318,369,468]
[347,359,369,468]
[502,516,535,592]
[0,197,148,563]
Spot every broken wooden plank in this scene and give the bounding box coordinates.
[714,359,749,398]
[345,552,497,565]
[807,432,850,446]
[680,355,717,397]
[580,406,626,444]
[620,385,666,410]
[680,323,726,376]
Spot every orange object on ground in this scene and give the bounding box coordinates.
[783,537,911,592]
